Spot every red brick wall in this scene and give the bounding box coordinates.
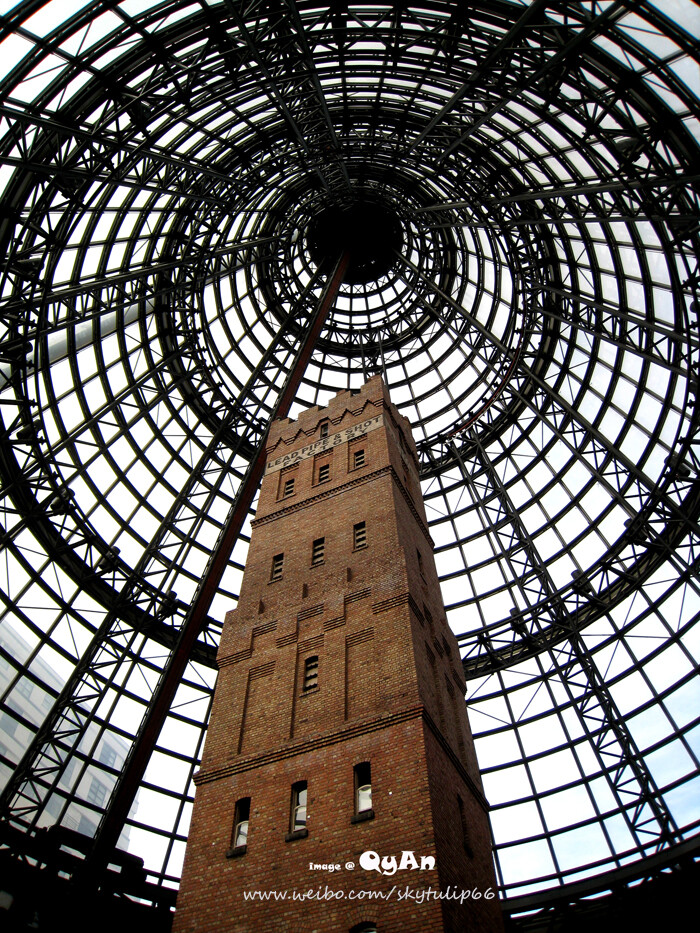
[174,376,503,932]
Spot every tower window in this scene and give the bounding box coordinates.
[353,521,367,550]
[270,552,284,581]
[311,537,325,565]
[314,452,332,484]
[352,762,374,823]
[278,468,298,500]
[320,421,329,438]
[417,549,425,577]
[353,448,366,469]
[287,781,308,839]
[303,656,319,692]
[228,797,250,856]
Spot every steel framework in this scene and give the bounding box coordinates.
[0,0,699,911]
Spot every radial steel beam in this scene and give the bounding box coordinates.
[452,436,676,852]
[0,253,347,848]
[405,0,552,155]
[220,0,353,202]
[435,1,629,165]
[0,236,280,319]
[395,247,698,527]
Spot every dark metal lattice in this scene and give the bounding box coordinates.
[0,0,699,906]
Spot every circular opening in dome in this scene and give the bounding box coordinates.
[306,199,403,284]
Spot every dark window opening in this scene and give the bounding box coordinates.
[227,797,250,857]
[287,781,308,840]
[353,448,366,469]
[353,521,367,550]
[292,783,307,829]
[312,537,325,565]
[278,468,297,500]
[271,553,284,581]
[352,761,374,823]
[320,421,329,438]
[303,656,319,692]
[318,463,330,483]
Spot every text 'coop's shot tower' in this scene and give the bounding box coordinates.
[173,375,502,932]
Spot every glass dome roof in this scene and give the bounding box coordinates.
[0,0,699,909]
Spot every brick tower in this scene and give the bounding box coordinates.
[173,375,503,933]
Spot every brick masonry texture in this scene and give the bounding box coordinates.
[173,375,504,933]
